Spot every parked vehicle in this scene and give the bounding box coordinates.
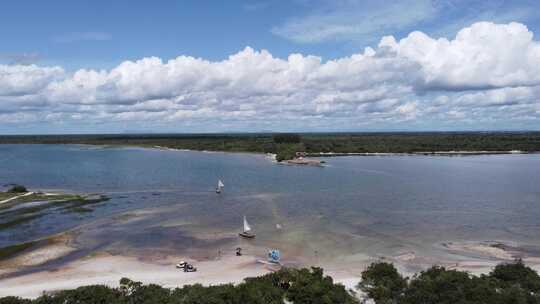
[184,264,197,272]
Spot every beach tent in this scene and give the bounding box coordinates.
[268,249,280,263]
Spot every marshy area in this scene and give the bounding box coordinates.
[0,184,108,247]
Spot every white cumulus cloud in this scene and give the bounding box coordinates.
[0,64,64,97]
[380,22,540,90]
[1,22,539,131]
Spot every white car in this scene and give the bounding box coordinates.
[176,261,187,269]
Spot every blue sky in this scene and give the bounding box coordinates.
[1,0,540,133]
[1,1,306,69]
[3,0,538,69]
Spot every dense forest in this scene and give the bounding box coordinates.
[1,132,540,161]
[2,260,540,303]
[359,260,540,304]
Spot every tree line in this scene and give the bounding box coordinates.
[2,260,540,303]
[1,132,540,161]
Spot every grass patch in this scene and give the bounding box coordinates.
[12,193,83,204]
[0,192,19,201]
[0,194,109,230]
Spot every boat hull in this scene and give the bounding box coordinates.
[239,232,255,239]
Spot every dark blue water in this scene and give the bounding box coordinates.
[1,144,540,265]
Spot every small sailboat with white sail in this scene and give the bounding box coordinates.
[216,179,224,193]
[239,216,255,238]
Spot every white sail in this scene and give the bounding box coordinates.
[243,216,252,233]
[218,180,224,188]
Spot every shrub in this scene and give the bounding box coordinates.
[7,185,27,193]
[1,268,358,304]
[272,133,301,144]
[358,262,406,303]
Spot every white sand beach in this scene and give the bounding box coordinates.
[0,253,268,298]
[0,236,362,299]
[4,238,540,299]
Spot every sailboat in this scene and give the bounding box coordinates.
[216,179,224,193]
[239,216,255,238]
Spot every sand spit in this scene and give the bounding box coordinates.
[442,241,528,260]
[0,192,35,205]
[284,158,324,166]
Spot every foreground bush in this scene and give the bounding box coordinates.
[7,185,27,193]
[359,259,540,304]
[3,261,540,303]
[0,267,358,304]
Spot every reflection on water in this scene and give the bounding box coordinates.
[1,144,540,269]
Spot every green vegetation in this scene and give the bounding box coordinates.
[0,267,358,304]
[0,192,107,210]
[7,185,27,193]
[0,192,18,201]
[2,261,540,303]
[1,185,29,201]
[271,133,304,161]
[4,193,81,205]
[1,132,539,161]
[275,143,305,162]
[0,192,108,231]
[272,133,301,144]
[358,262,407,302]
[359,259,540,303]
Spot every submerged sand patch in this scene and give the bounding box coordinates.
[442,241,525,260]
[0,234,77,276]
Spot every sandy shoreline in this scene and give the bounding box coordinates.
[141,145,536,159]
[0,249,359,299]
[0,253,272,298]
[3,238,540,299]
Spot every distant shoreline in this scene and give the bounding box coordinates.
[1,132,540,162]
[2,142,539,160]
[303,150,537,157]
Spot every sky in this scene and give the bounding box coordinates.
[1,0,540,134]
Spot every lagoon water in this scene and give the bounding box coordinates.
[2,144,540,271]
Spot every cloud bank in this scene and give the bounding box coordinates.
[1,22,539,132]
